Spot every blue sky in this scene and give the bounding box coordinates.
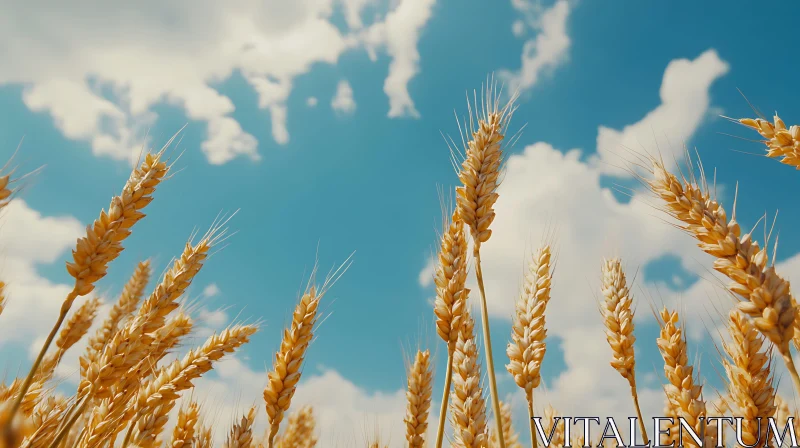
[2,0,800,445]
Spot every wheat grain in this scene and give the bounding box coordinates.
[599,258,648,443]
[263,285,323,447]
[723,310,775,447]
[224,406,256,448]
[404,349,432,448]
[81,260,152,378]
[646,156,800,393]
[739,115,800,169]
[656,308,705,447]
[450,308,488,448]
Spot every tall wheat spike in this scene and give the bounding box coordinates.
[4,147,170,427]
[507,246,552,448]
[599,258,647,443]
[454,80,516,448]
[723,310,776,447]
[656,309,705,447]
[739,115,800,169]
[263,285,323,447]
[81,260,152,377]
[432,210,470,448]
[450,308,488,448]
[36,297,101,383]
[645,155,800,394]
[21,396,66,448]
[405,349,432,448]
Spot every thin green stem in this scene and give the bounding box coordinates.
[474,247,505,448]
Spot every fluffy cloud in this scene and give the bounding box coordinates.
[592,49,730,176]
[499,0,571,95]
[331,80,357,115]
[0,0,436,165]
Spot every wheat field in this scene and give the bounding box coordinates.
[0,80,798,448]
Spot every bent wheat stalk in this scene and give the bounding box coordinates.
[454,81,516,448]
[599,258,647,443]
[4,147,170,426]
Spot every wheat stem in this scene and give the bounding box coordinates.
[434,352,453,448]
[474,248,505,448]
[527,394,538,448]
[630,381,648,444]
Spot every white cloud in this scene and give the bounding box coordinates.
[592,49,730,176]
[362,0,436,118]
[306,96,319,107]
[203,283,221,298]
[331,80,357,115]
[0,0,436,164]
[499,0,571,95]
[0,200,84,348]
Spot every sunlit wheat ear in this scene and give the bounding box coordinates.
[723,309,776,447]
[274,405,317,448]
[543,405,565,448]
[739,115,800,169]
[404,349,432,448]
[490,401,520,448]
[450,307,488,448]
[0,401,33,448]
[79,220,228,402]
[123,324,258,447]
[24,395,67,448]
[656,308,705,447]
[169,400,200,448]
[195,423,214,448]
[644,156,800,393]
[81,260,152,378]
[36,296,101,382]
[224,406,257,448]
[263,283,328,447]
[432,209,469,448]
[599,258,648,443]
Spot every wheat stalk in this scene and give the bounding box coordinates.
[454,80,516,448]
[5,148,170,426]
[224,406,257,448]
[507,246,552,448]
[645,155,800,395]
[599,258,647,443]
[404,349,432,448]
[263,285,324,447]
[81,260,152,378]
[432,210,469,448]
[656,308,705,447]
[490,401,521,448]
[450,308,488,448]
[723,309,776,447]
[739,115,800,169]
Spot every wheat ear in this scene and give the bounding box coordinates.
[656,308,705,447]
[507,246,552,448]
[542,405,565,448]
[490,401,521,448]
[454,80,516,448]
[723,309,776,447]
[599,258,647,443]
[450,307,488,448]
[646,156,800,395]
[224,406,257,448]
[0,401,33,448]
[169,400,200,448]
[739,115,800,169]
[6,148,169,426]
[120,324,257,447]
[433,210,470,448]
[35,297,101,383]
[274,405,317,448]
[195,423,214,448]
[404,349,432,448]
[81,260,152,378]
[263,285,324,447]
